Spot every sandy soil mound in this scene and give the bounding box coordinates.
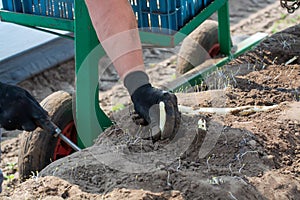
[37,24,300,199]
[2,175,184,200]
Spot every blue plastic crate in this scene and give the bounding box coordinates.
[129,0,212,34]
[2,0,214,33]
[130,0,181,34]
[2,0,74,19]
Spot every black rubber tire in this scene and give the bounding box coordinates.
[18,90,76,180]
[176,20,219,74]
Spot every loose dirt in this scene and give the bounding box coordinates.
[1,0,300,199]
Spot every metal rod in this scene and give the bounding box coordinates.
[41,119,81,152]
[52,125,81,152]
[55,129,81,152]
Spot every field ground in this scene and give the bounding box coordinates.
[0,1,299,199]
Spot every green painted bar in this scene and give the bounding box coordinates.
[218,1,231,55]
[74,0,112,148]
[140,31,173,47]
[0,10,74,32]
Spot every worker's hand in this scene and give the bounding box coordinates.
[0,82,50,132]
[130,84,181,140]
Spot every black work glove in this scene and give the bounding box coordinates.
[0,82,51,132]
[124,71,181,140]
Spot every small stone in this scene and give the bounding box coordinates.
[257,172,263,177]
[248,140,257,148]
[295,132,299,136]
[265,155,274,160]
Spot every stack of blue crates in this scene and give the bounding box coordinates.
[2,0,74,19]
[2,0,213,34]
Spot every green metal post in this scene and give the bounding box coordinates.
[217,1,231,55]
[74,0,112,148]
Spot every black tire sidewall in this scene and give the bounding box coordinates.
[177,20,219,74]
[18,91,74,180]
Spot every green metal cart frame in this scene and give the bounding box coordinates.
[0,0,267,148]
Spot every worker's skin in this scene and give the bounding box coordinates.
[85,0,145,79]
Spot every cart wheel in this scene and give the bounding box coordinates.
[18,91,77,180]
[177,20,220,74]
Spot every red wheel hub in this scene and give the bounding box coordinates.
[53,121,77,161]
[208,43,220,58]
